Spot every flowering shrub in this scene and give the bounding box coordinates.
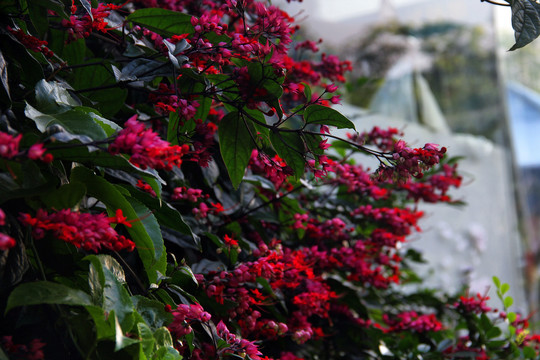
[0,0,537,359]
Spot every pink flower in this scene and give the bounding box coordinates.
[0,233,16,251]
[325,83,338,93]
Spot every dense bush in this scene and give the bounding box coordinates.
[0,0,538,359]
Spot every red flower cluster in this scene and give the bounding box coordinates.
[8,27,54,58]
[136,179,157,197]
[453,292,492,314]
[168,303,211,338]
[377,140,447,181]
[249,149,293,189]
[61,2,123,41]
[1,336,45,360]
[0,208,16,251]
[383,311,443,333]
[19,208,135,252]
[0,131,52,163]
[0,132,22,159]
[108,115,190,170]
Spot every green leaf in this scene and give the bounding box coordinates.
[132,295,173,330]
[25,104,109,141]
[48,30,85,65]
[218,111,256,189]
[71,167,166,283]
[493,276,501,289]
[73,62,128,117]
[508,311,517,322]
[269,130,305,179]
[303,133,324,156]
[27,1,49,38]
[504,296,514,308]
[153,346,183,360]
[509,0,540,50]
[122,185,199,248]
[154,327,174,348]
[486,326,502,339]
[127,8,194,38]
[85,305,115,339]
[501,283,510,295]
[40,182,86,210]
[126,196,166,264]
[113,312,140,351]
[138,322,156,358]
[5,281,92,314]
[34,79,80,112]
[304,104,355,130]
[85,255,134,331]
[523,346,537,358]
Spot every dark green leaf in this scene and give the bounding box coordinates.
[510,0,540,50]
[31,0,68,19]
[127,8,194,38]
[48,30,86,65]
[218,111,256,189]
[40,182,86,210]
[486,326,502,339]
[269,130,305,179]
[0,33,44,89]
[27,1,49,37]
[5,281,92,313]
[126,196,166,265]
[73,62,128,117]
[121,185,199,248]
[304,104,355,130]
[523,346,536,358]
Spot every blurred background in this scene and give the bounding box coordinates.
[277,0,540,316]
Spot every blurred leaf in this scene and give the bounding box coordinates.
[5,281,92,313]
[504,296,514,308]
